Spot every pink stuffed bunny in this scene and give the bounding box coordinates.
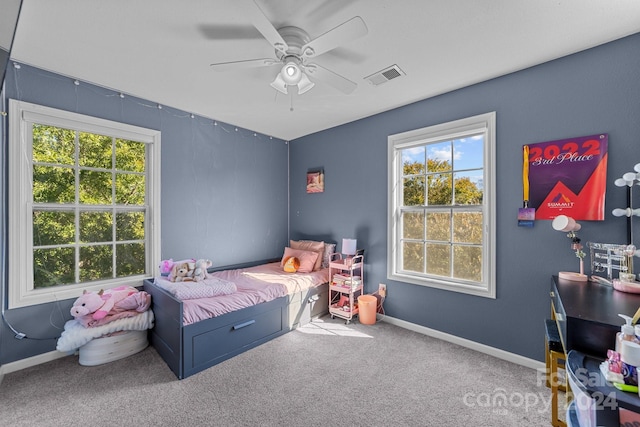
[70,286,139,320]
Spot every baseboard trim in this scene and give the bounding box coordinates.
[0,317,543,380]
[1,350,71,377]
[380,315,544,371]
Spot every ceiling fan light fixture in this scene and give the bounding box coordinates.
[280,61,302,85]
[297,73,315,94]
[270,73,288,94]
[285,64,297,77]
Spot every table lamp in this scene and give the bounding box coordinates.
[342,238,357,265]
[552,215,587,282]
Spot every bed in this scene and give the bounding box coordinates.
[143,248,331,379]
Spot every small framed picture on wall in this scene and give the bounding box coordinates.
[307,168,324,193]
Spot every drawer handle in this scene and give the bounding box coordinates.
[232,320,256,330]
[308,295,319,303]
[554,313,564,322]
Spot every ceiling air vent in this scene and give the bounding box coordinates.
[364,64,405,86]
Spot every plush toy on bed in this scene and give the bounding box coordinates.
[159,259,174,276]
[70,286,141,321]
[283,256,300,273]
[163,258,197,281]
[192,259,212,281]
[169,261,195,282]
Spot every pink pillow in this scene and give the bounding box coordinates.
[290,240,324,271]
[280,247,319,273]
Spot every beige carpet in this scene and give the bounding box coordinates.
[0,317,552,426]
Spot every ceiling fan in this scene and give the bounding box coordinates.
[210,0,368,96]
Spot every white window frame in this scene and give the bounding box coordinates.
[8,100,161,309]
[387,112,496,298]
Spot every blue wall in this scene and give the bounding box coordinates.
[0,64,289,364]
[2,32,639,367]
[290,33,640,361]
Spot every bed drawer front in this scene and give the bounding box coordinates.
[190,305,284,368]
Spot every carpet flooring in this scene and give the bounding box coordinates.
[0,316,553,426]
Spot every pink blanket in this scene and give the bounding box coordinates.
[176,262,328,325]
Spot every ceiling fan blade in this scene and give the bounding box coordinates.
[305,63,357,94]
[245,0,289,54]
[210,58,279,72]
[301,16,368,59]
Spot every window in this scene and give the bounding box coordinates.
[8,100,161,308]
[387,112,495,298]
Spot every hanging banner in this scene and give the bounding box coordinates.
[525,134,608,220]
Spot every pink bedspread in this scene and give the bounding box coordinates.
[177,262,328,325]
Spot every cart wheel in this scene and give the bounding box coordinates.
[346,320,350,325]
[331,314,334,319]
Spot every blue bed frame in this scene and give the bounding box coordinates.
[143,259,328,379]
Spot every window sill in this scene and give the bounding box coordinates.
[387,271,495,299]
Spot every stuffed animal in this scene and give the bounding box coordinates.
[192,259,212,281]
[159,259,174,276]
[70,285,139,320]
[283,256,300,273]
[165,258,197,281]
[169,261,196,282]
[160,258,196,277]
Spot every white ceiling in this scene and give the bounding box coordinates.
[10,0,640,141]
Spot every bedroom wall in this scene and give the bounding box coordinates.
[289,32,640,361]
[0,64,289,365]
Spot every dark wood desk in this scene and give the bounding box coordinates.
[551,276,640,358]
